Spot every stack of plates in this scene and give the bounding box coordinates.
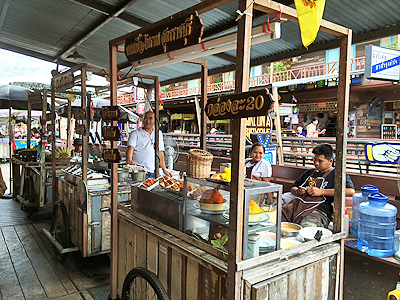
[259,237,275,254]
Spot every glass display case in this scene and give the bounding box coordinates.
[183,176,283,260]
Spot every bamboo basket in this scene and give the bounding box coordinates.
[186,149,213,179]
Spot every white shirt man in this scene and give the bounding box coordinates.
[126,111,172,177]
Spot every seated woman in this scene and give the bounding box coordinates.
[245,142,272,207]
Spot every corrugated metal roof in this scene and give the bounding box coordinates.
[0,0,399,85]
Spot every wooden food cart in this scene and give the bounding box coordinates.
[107,0,352,299]
[12,89,71,217]
[43,64,134,260]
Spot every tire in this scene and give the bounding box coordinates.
[50,200,70,263]
[122,267,169,300]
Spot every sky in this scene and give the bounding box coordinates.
[0,48,108,87]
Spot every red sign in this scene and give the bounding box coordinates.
[137,102,145,115]
[318,102,327,108]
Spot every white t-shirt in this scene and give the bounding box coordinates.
[245,158,272,178]
[127,128,165,173]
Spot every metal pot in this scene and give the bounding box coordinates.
[118,170,130,182]
[131,170,146,182]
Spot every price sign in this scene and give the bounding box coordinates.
[206,89,274,120]
[75,123,86,135]
[75,109,87,120]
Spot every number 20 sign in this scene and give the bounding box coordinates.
[205,89,274,120]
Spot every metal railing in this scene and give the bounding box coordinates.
[161,57,366,99]
[164,133,398,177]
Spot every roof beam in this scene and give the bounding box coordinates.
[68,0,151,27]
[55,0,139,61]
[213,53,237,63]
[0,0,11,31]
[254,0,349,36]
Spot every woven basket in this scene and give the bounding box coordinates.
[187,149,213,179]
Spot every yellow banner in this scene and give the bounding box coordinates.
[294,0,326,47]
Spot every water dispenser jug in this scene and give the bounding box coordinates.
[351,185,378,237]
[357,193,397,257]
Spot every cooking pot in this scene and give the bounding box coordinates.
[131,170,146,182]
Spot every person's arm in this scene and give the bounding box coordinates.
[126,145,135,165]
[305,187,355,197]
[159,151,173,177]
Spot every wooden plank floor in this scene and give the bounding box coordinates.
[0,199,110,300]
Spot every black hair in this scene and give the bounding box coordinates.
[312,143,333,160]
[73,138,82,146]
[312,117,318,122]
[250,142,265,153]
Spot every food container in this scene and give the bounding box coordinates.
[281,222,302,237]
[131,170,146,182]
[118,169,129,182]
[195,201,228,213]
[247,234,260,258]
[297,227,333,242]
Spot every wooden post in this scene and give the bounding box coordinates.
[51,84,57,208]
[272,87,284,165]
[27,101,31,149]
[109,43,118,300]
[333,30,352,300]
[194,95,201,135]
[155,78,160,178]
[81,65,88,258]
[67,99,72,150]
[227,0,252,299]
[200,61,208,150]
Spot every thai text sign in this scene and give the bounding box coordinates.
[103,149,121,163]
[53,70,74,91]
[365,45,400,81]
[206,89,274,120]
[102,126,121,141]
[101,106,121,121]
[125,12,203,62]
[28,91,42,104]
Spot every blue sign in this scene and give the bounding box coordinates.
[365,45,400,81]
[257,133,276,165]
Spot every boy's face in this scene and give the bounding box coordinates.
[313,154,333,172]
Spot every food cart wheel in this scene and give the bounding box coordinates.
[121,267,169,300]
[50,200,70,263]
[22,176,36,218]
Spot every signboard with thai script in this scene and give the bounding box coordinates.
[365,45,400,81]
[125,12,204,62]
[102,126,121,141]
[53,70,74,91]
[74,109,87,120]
[28,91,42,104]
[75,123,86,135]
[171,113,182,120]
[103,149,121,163]
[101,106,121,121]
[183,114,195,120]
[206,89,274,120]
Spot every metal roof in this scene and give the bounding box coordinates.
[0,0,399,86]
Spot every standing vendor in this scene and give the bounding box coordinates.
[282,143,355,228]
[126,111,172,179]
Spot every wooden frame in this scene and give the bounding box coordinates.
[109,0,351,299]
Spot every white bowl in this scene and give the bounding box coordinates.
[297,227,333,242]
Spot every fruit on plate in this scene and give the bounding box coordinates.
[55,147,71,158]
[211,167,231,182]
[249,200,263,214]
[200,189,225,204]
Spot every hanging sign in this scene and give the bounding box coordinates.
[124,12,204,62]
[171,113,182,120]
[103,149,122,163]
[206,89,274,120]
[136,102,145,115]
[47,134,54,144]
[46,112,55,120]
[183,114,195,120]
[102,126,121,141]
[28,91,42,104]
[74,109,87,120]
[75,123,86,135]
[101,106,121,121]
[53,70,74,91]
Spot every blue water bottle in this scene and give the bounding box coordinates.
[357,193,397,257]
[351,185,379,237]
